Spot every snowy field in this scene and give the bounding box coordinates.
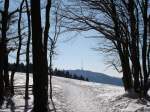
[0,73,150,112]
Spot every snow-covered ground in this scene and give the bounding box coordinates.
[0,73,150,112]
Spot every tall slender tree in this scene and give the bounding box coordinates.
[44,0,52,100]
[25,0,31,100]
[49,2,62,99]
[10,0,24,95]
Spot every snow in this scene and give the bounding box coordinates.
[0,73,150,112]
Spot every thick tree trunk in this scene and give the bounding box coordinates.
[3,53,9,92]
[0,57,4,105]
[110,0,133,91]
[128,0,141,93]
[116,42,133,91]
[148,15,150,81]
[121,51,133,91]
[0,42,5,103]
[31,0,49,111]
[142,0,148,96]
[0,0,9,101]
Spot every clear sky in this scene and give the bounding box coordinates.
[52,31,121,78]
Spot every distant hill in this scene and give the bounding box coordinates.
[67,70,123,86]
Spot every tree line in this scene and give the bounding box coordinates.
[8,63,89,81]
[53,68,89,81]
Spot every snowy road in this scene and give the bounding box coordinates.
[52,77,122,112]
[59,80,100,112]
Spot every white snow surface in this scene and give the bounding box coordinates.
[1,73,150,112]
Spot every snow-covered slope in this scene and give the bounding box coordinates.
[0,73,150,112]
[68,69,123,86]
[53,77,150,112]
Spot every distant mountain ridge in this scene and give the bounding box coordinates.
[67,69,123,86]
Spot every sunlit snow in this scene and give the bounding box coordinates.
[0,73,150,112]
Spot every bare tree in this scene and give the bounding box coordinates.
[10,0,25,96]
[0,0,19,102]
[30,0,49,111]
[60,0,149,96]
[25,0,31,100]
[140,0,149,96]
[0,0,10,103]
[49,0,62,100]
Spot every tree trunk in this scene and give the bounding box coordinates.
[25,0,31,100]
[3,53,9,92]
[44,0,52,100]
[110,0,133,91]
[142,0,148,96]
[121,51,133,91]
[44,0,51,57]
[49,49,53,99]
[116,42,133,91]
[31,0,49,111]
[0,41,5,103]
[148,15,150,81]
[0,0,9,101]
[128,0,140,93]
[0,57,4,105]
[10,0,24,95]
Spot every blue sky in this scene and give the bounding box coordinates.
[53,31,121,77]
